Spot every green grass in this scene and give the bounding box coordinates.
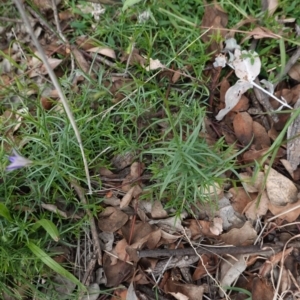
[0,0,300,298]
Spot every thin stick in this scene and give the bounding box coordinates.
[13,0,92,194]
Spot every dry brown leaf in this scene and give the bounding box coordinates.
[151,200,168,219]
[200,3,228,53]
[29,52,62,78]
[192,254,217,281]
[145,229,161,249]
[239,171,265,193]
[248,26,279,39]
[233,112,253,145]
[288,62,300,81]
[121,221,153,244]
[113,238,129,262]
[158,230,180,245]
[220,221,257,246]
[243,191,270,220]
[149,215,185,235]
[165,279,205,300]
[144,58,165,71]
[87,46,116,59]
[32,0,61,10]
[259,247,293,277]
[229,187,256,213]
[253,121,271,150]
[103,253,133,287]
[187,219,219,239]
[75,36,97,50]
[242,148,269,163]
[219,77,230,107]
[111,287,127,300]
[268,126,279,141]
[120,48,146,66]
[120,186,135,208]
[251,277,274,300]
[112,152,134,171]
[280,159,295,179]
[232,95,250,112]
[98,207,128,233]
[72,48,90,73]
[172,69,181,83]
[58,9,74,21]
[265,165,298,206]
[219,255,247,297]
[268,198,300,222]
[262,0,278,15]
[209,217,223,235]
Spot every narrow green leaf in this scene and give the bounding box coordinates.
[27,241,85,289]
[122,0,143,11]
[0,203,13,222]
[33,219,60,242]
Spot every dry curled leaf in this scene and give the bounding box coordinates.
[233,112,253,145]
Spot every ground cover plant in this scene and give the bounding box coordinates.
[1,0,300,299]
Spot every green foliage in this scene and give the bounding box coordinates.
[144,103,237,212]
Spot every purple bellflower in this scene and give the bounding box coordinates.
[6,149,33,171]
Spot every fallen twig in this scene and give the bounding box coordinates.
[138,244,282,258]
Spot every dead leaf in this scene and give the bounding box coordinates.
[120,48,146,67]
[253,121,271,150]
[220,221,257,246]
[220,77,230,105]
[144,58,165,71]
[193,254,217,281]
[103,253,133,287]
[201,3,228,53]
[242,148,269,163]
[29,52,62,78]
[120,186,135,208]
[112,152,135,171]
[251,277,274,300]
[268,198,300,222]
[233,112,253,145]
[239,171,265,193]
[72,48,90,73]
[229,187,256,213]
[280,159,295,179]
[209,217,223,235]
[247,26,280,40]
[151,200,168,219]
[259,247,293,277]
[265,165,298,206]
[232,94,250,112]
[165,278,205,300]
[87,46,116,59]
[121,220,153,245]
[288,62,300,81]
[219,255,247,296]
[126,282,138,300]
[262,0,278,15]
[243,191,270,220]
[98,207,128,233]
[186,219,219,239]
[216,81,253,120]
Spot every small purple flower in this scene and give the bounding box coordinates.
[6,149,32,171]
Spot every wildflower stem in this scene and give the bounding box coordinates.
[13,0,92,194]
